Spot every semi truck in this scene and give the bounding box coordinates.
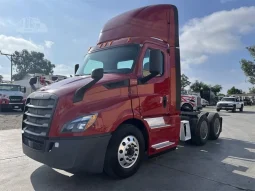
[0,83,26,111]
[181,90,202,111]
[22,4,223,179]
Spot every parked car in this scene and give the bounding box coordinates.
[201,98,209,107]
[216,97,244,112]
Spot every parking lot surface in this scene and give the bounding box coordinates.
[0,107,255,191]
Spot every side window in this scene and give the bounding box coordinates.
[142,49,164,77]
[83,60,103,74]
[117,60,133,69]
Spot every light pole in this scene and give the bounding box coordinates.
[0,51,14,82]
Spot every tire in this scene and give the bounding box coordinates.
[191,114,210,146]
[207,113,221,140]
[181,103,193,112]
[239,105,243,112]
[216,108,220,112]
[232,105,236,112]
[104,124,145,179]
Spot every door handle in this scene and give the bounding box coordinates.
[163,96,167,108]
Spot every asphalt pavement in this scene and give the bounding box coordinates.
[0,106,255,191]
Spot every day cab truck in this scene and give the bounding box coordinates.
[22,4,223,179]
[0,83,26,111]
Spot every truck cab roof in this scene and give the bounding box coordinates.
[97,4,179,47]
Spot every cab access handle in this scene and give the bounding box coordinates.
[163,96,167,108]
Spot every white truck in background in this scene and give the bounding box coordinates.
[0,82,26,111]
[13,73,68,97]
[216,96,244,112]
[181,90,202,111]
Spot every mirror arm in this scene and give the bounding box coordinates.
[73,77,102,103]
[138,72,159,84]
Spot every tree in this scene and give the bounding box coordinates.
[12,49,55,81]
[240,46,255,85]
[227,86,243,95]
[0,75,3,82]
[218,93,225,97]
[190,80,210,92]
[249,87,255,94]
[210,84,222,96]
[181,74,191,89]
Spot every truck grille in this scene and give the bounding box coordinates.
[9,96,23,103]
[22,93,58,150]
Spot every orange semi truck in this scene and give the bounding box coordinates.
[22,4,222,178]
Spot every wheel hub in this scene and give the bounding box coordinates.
[200,121,208,140]
[118,135,139,169]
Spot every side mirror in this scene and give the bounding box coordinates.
[139,49,162,84]
[149,49,162,75]
[91,68,104,80]
[21,86,26,93]
[75,64,79,74]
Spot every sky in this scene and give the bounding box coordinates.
[0,0,255,94]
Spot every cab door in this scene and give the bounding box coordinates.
[137,43,177,154]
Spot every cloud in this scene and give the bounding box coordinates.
[180,6,255,70]
[182,55,208,70]
[54,64,73,76]
[220,0,236,4]
[44,40,54,48]
[0,34,44,54]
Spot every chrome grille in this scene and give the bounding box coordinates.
[9,96,23,103]
[22,93,57,137]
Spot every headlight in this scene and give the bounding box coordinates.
[61,113,98,133]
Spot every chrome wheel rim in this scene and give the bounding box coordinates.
[200,121,208,140]
[118,135,139,169]
[214,118,220,135]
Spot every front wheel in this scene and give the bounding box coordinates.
[104,124,145,179]
[232,105,236,112]
[239,105,243,112]
[216,108,220,112]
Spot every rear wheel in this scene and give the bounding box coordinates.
[207,113,221,140]
[191,115,210,146]
[216,108,220,112]
[104,124,145,179]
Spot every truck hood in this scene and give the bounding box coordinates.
[38,74,131,97]
[0,90,24,97]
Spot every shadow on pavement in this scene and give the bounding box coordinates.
[0,109,23,115]
[30,138,255,191]
[237,111,255,114]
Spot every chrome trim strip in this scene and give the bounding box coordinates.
[152,141,175,150]
[144,117,171,129]
[25,112,51,118]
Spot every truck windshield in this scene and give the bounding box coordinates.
[221,98,235,102]
[0,85,21,91]
[76,44,140,75]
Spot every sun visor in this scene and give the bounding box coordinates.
[98,4,179,47]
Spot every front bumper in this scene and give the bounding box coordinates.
[0,103,24,109]
[22,133,111,173]
[217,105,234,110]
